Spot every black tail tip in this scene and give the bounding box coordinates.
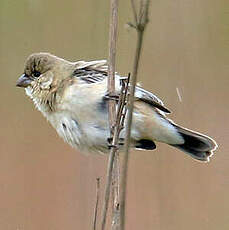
[171,125,218,162]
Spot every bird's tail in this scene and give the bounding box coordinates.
[170,124,217,162]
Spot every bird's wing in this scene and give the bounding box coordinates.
[73,60,108,84]
[74,60,108,72]
[73,60,170,113]
[135,87,171,113]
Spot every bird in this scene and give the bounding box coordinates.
[16,52,217,162]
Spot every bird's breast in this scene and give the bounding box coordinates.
[46,109,110,154]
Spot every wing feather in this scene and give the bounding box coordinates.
[135,87,171,113]
[73,60,108,84]
[72,60,170,113]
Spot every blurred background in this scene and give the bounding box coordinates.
[0,0,229,229]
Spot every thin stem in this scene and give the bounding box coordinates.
[108,0,119,131]
[131,0,138,25]
[120,30,144,230]
[93,178,100,230]
[120,1,150,230]
[111,153,120,230]
[101,77,129,230]
[101,0,119,229]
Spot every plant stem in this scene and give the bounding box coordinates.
[101,0,119,229]
[119,1,150,229]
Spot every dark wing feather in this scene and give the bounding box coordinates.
[73,60,108,84]
[73,60,170,113]
[73,68,107,83]
[135,87,171,113]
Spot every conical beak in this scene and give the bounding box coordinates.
[16,74,32,88]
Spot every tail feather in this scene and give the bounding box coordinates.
[170,124,217,162]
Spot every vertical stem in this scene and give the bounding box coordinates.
[93,178,100,230]
[101,0,150,229]
[111,154,120,230]
[120,30,144,230]
[101,0,119,229]
[108,0,119,131]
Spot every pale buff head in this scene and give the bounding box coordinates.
[16,53,74,111]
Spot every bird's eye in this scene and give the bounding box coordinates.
[33,71,41,78]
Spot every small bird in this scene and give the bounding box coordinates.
[16,53,217,162]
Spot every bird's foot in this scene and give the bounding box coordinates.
[107,137,125,149]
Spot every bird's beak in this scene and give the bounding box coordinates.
[16,74,32,88]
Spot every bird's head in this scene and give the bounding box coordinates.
[17,52,69,89]
[16,52,74,111]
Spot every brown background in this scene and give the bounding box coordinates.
[0,0,229,229]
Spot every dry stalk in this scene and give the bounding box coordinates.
[111,153,120,229]
[119,1,150,230]
[111,77,130,230]
[101,76,130,230]
[101,0,150,229]
[101,0,120,229]
[93,178,100,230]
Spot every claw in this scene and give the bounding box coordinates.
[107,137,125,148]
[107,137,113,144]
[119,76,129,81]
[108,144,118,149]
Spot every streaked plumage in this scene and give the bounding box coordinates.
[16,53,217,162]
